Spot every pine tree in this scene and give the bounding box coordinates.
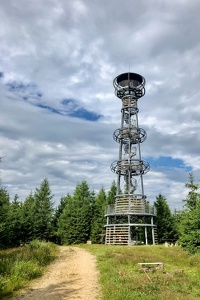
[6,195,23,246]
[179,173,200,253]
[183,172,200,210]
[58,181,95,245]
[55,195,70,220]
[72,181,95,243]
[178,202,200,254]
[21,192,36,243]
[107,181,117,205]
[32,178,54,241]
[51,194,70,244]
[0,187,10,248]
[172,209,182,241]
[90,187,107,243]
[53,194,72,244]
[57,194,76,244]
[154,194,176,243]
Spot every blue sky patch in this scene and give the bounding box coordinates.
[61,98,101,121]
[69,107,101,121]
[147,156,192,171]
[6,81,43,98]
[61,98,75,106]
[7,81,37,92]
[37,99,101,121]
[5,81,101,122]
[36,104,61,115]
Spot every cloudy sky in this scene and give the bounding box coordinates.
[1,0,200,210]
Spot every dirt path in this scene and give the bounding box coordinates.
[11,246,101,300]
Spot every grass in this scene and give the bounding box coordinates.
[1,242,199,299]
[81,244,200,300]
[0,240,58,299]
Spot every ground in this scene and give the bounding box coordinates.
[11,246,101,300]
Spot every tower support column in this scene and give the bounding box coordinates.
[145,226,148,245]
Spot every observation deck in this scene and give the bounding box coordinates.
[113,72,145,99]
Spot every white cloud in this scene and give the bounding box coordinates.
[1,0,200,209]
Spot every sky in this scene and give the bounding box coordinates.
[1,0,200,210]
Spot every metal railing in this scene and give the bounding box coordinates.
[105,203,156,215]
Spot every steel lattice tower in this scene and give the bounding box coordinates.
[105,72,157,245]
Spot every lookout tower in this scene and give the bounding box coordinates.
[105,72,157,245]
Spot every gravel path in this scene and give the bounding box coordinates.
[11,246,101,300]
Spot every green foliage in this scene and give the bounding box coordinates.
[32,178,55,240]
[58,181,95,244]
[90,187,107,244]
[183,172,200,210]
[57,194,74,244]
[57,181,118,245]
[0,187,10,247]
[55,195,70,219]
[172,209,182,241]
[51,195,71,243]
[154,194,177,243]
[11,260,43,280]
[107,181,117,205]
[83,244,200,300]
[0,186,24,248]
[0,240,57,298]
[21,192,36,243]
[179,173,200,253]
[0,178,55,249]
[179,203,200,253]
[6,195,23,247]
[27,240,57,266]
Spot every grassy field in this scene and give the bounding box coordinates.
[82,244,200,300]
[0,240,57,299]
[1,242,200,300]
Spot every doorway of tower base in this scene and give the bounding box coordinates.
[129,226,155,245]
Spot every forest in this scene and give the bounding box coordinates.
[0,169,200,254]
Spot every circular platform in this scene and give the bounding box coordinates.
[113,72,145,90]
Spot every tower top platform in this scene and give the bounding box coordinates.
[113,72,145,89]
[113,72,145,99]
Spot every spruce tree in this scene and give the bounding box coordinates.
[0,187,10,248]
[58,181,94,244]
[51,194,71,243]
[179,173,200,253]
[90,187,107,243]
[57,194,76,244]
[183,172,199,210]
[154,194,176,243]
[6,195,23,246]
[21,192,36,243]
[72,181,95,243]
[178,206,200,253]
[107,181,117,205]
[32,178,54,241]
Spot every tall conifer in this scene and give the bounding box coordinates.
[154,194,176,243]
